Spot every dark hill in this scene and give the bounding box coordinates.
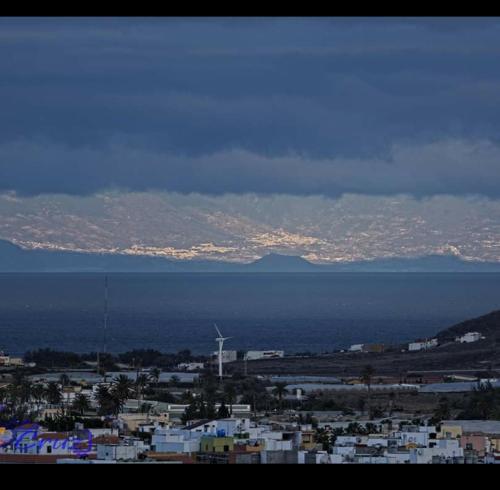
[437,309,500,343]
[246,253,318,272]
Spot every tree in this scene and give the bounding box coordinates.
[31,384,46,406]
[365,422,378,434]
[457,383,500,420]
[357,397,366,415]
[388,391,396,416]
[150,368,161,386]
[223,382,237,416]
[111,375,135,413]
[58,374,71,414]
[72,393,91,416]
[135,374,150,402]
[346,422,365,435]
[272,382,289,411]
[217,401,230,419]
[46,382,62,406]
[18,380,33,405]
[96,384,119,416]
[361,365,375,419]
[59,374,71,388]
[181,399,199,425]
[361,365,375,392]
[315,427,333,452]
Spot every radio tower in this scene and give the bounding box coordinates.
[97,275,109,378]
[103,275,109,355]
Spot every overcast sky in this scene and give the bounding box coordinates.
[1,17,500,198]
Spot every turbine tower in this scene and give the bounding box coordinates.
[214,324,231,382]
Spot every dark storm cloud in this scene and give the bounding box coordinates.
[1,17,500,197]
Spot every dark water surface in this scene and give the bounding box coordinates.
[0,273,499,355]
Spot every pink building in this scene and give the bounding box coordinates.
[460,434,488,457]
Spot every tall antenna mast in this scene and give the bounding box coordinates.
[103,275,109,355]
[97,275,109,377]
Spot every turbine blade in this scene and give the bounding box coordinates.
[214,323,223,338]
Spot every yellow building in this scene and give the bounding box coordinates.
[439,424,462,440]
[301,430,317,450]
[200,436,234,453]
[490,437,500,452]
[119,413,170,432]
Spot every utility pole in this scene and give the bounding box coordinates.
[103,275,109,355]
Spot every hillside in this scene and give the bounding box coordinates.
[246,253,319,272]
[437,309,500,343]
[233,310,500,376]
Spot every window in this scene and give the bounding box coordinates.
[47,446,52,454]
[224,445,229,452]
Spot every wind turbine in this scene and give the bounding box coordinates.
[214,324,231,381]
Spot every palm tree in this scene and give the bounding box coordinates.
[150,368,161,386]
[18,379,33,405]
[96,384,117,416]
[361,365,375,418]
[11,369,26,387]
[72,393,91,416]
[361,365,375,390]
[0,386,7,405]
[32,384,46,406]
[223,382,237,416]
[59,374,71,388]
[135,373,150,411]
[272,382,289,411]
[217,401,230,419]
[111,375,135,413]
[58,374,71,414]
[45,381,63,407]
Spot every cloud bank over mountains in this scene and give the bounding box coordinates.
[1,138,500,198]
[1,18,500,198]
[1,18,500,262]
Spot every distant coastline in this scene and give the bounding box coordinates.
[2,240,500,273]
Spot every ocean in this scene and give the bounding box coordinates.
[0,272,499,356]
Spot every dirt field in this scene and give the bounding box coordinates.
[229,341,500,377]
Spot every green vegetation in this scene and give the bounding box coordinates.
[457,383,500,420]
[22,348,208,370]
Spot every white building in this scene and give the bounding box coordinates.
[384,451,411,464]
[394,425,437,448]
[97,443,141,461]
[176,362,205,371]
[245,350,284,361]
[348,344,364,352]
[152,428,202,454]
[455,332,484,344]
[152,418,252,454]
[336,435,367,446]
[409,440,463,464]
[0,355,24,367]
[408,338,438,352]
[163,404,251,420]
[212,350,238,363]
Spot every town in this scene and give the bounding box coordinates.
[1,322,499,465]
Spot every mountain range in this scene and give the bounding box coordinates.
[2,240,500,273]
